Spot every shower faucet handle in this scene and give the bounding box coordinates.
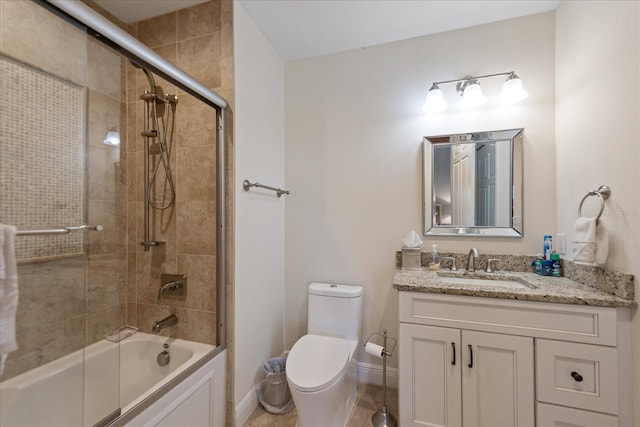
[158,274,188,302]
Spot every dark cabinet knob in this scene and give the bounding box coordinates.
[571,371,583,382]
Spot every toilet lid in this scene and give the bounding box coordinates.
[286,335,352,393]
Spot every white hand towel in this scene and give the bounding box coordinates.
[594,222,609,266]
[0,224,18,375]
[572,216,596,263]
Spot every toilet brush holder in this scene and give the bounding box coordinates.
[364,330,397,427]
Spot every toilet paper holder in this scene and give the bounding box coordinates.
[363,330,397,427]
[363,330,397,357]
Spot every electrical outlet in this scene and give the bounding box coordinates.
[556,233,566,254]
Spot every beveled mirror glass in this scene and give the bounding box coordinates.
[423,128,523,237]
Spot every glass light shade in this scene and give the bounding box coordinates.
[460,82,487,109]
[103,130,120,146]
[500,76,529,104]
[423,86,447,113]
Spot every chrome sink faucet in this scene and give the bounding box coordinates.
[152,314,178,334]
[467,248,479,272]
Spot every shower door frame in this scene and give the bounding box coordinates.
[33,0,229,425]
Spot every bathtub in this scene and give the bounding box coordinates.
[0,332,214,427]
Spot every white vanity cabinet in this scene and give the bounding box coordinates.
[400,323,533,427]
[398,292,633,427]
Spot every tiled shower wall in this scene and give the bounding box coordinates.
[0,0,126,379]
[0,56,84,260]
[123,0,234,345]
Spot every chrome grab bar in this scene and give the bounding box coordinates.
[242,179,290,197]
[16,224,103,236]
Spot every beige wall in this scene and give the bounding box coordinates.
[555,1,640,424]
[0,0,125,378]
[233,2,286,421]
[123,0,233,344]
[285,12,556,368]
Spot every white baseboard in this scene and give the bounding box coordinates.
[235,387,258,427]
[235,360,397,426]
[356,360,398,389]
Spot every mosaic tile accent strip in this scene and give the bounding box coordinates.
[0,55,85,260]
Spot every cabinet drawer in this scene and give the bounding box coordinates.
[537,402,618,427]
[536,339,619,414]
[399,292,617,345]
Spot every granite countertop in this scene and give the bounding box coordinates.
[393,268,636,308]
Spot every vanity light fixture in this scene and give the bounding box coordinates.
[422,83,447,113]
[423,71,528,113]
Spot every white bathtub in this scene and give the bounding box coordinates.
[0,332,214,427]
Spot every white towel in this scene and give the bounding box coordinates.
[594,222,609,266]
[0,224,18,375]
[572,217,596,263]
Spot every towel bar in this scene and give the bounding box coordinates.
[242,180,290,197]
[16,224,103,236]
[578,185,610,224]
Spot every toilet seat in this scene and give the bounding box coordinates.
[286,335,353,393]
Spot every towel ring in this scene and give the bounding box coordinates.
[578,185,611,223]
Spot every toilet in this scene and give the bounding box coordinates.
[285,282,363,427]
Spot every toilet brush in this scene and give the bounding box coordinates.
[364,330,397,427]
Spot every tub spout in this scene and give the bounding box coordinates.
[152,314,178,334]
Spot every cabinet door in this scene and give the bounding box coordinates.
[462,330,534,427]
[536,402,618,427]
[400,323,462,427]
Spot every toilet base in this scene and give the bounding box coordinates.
[289,357,357,427]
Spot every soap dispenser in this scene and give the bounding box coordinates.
[429,244,441,271]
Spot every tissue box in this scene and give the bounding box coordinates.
[401,247,422,270]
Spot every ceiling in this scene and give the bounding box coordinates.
[95,0,560,61]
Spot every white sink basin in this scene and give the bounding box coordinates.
[438,276,531,289]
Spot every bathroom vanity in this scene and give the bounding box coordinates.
[394,268,635,427]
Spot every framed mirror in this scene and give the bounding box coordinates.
[423,128,523,237]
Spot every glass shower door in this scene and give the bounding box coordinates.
[0,1,124,425]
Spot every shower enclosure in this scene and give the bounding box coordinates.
[0,0,228,425]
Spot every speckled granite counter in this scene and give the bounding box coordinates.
[393,269,636,308]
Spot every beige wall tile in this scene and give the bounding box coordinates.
[88,145,120,202]
[127,202,138,252]
[86,303,121,345]
[88,200,119,254]
[177,145,217,202]
[176,95,217,147]
[176,200,216,255]
[88,89,121,148]
[177,0,221,41]
[4,322,70,379]
[127,302,138,326]
[176,255,216,311]
[137,12,176,48]
[175,308,216,344]
[177,33,222,89]
[221,0,233,59]
[87,254,121,312]
[88,38,122,100]
[1,0,87,86]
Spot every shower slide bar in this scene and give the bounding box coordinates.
[242,180,290,197]
[16,224,103,236]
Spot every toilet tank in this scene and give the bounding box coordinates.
[307,283,363,341]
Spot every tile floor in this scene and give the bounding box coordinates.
[245,383,399,427]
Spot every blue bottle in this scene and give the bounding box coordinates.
[543,235,552,260]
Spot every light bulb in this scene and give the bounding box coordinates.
[501,74,528,104]
[423,84,447,113]
[460,81,486,109]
